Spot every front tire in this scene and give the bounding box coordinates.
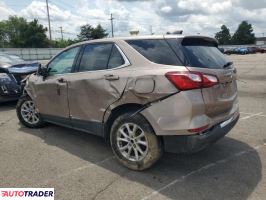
[110,112,163,171]
[16,96,45,128]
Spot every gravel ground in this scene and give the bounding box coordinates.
[0,54,265,200]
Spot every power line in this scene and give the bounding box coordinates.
[51,30,76,36]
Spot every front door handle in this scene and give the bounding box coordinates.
[104,74,119,81]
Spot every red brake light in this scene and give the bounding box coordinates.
[188,124,209,133]
[165,71,218,91]
[202,74,218,88]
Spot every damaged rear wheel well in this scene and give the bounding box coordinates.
[104,103,144,140]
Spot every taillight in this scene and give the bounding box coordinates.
[202,74,218,88]
[165,71,218,91]
[188,124,209,133]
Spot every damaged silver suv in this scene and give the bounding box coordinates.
[16,35,239,170]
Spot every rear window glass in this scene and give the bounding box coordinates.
[108,45,125,69]
[79,43,113,72]
[126,39,182,66]
[167,38,229,69]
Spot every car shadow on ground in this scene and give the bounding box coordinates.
[0,101,17,111]
[19,123,262,200]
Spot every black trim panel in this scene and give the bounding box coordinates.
[71,118,104,137]
[163,114,239,154]
[42,114,104,137]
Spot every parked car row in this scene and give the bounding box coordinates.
[219,47,266,55]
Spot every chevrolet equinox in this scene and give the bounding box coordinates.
[16,35,239,170]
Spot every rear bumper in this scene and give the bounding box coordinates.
[163,113,239,154]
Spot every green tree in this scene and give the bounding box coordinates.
[231,21,255,45]
[1,16,28,47]
[51,39,79,48]
[215,25,231,45]
[24,19,49,47]
[0,16,49,47]
[77,24,108,40]
[0,21,8,47]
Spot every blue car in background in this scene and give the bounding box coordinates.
[225,47,251,55]
[224,48,237,55]
[234,47,250,55]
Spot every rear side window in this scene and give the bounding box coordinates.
[79,43,113,72]
[108,45,125,69]
[167,38,229,69]
[126,39,182,66]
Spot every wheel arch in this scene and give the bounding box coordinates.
[104,103,144,140]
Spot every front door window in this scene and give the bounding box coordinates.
[48,46,80,75]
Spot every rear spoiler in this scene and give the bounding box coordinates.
[181,36,218,47]
[164,35,218,47]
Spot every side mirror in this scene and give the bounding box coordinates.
[37,64,49,80]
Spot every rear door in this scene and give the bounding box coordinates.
[167,37,238,123]
[67,42,129,136]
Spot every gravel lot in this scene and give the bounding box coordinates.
[0,54,265,200]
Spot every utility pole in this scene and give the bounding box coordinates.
[150,25,153,35]
[59,26,63,40]
[109,13,114,38]
[46,0,52,41]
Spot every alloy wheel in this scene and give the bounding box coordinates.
[116,123,148,162]
[20,100,40,125]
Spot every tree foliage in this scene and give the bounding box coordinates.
[51,39,80,48]
[231,21,256,45]
[215,25,231,45]
[215,21,256,45]
[77,24,108,41]
[0,16,49,48]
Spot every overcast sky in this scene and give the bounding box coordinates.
[1,0,266,39]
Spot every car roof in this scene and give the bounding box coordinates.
[69,35,217,48]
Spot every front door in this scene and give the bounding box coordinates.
[30,46,81,125]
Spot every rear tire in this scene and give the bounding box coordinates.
[110,112,163,171]
[16,96,45,128]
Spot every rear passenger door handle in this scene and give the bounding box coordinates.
[104,74,119,81]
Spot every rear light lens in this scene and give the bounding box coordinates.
[202,74,218,88]
[188,124,209,133]
[165,71,218,91]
